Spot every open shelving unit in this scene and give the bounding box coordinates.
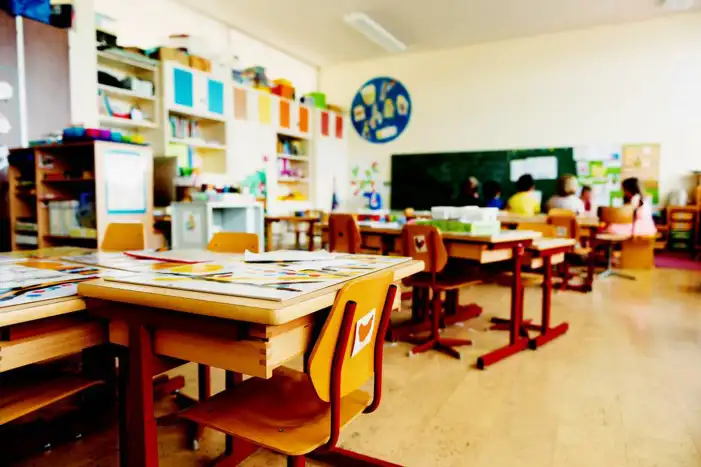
[97,49,160,136]
[8,141,154,250]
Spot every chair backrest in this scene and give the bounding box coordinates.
[101,222,145,251]
[308,272,396,402]
[401,224,448,275]
[517,223,557,238]
[328,214,361,253]
[599,206,634,225]
[207,232,259,253]
[547,210,579,239]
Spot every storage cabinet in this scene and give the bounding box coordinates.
[667,206,698,251]
[168,64,225,118]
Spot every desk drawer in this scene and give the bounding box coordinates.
[110,316,314,379]
[0,320,107,373]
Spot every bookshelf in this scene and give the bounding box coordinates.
[8,141,154,250]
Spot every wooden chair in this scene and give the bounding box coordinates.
[180,273,401,467]
[547,211,591,288]
[400,224,479,359]
[101,222,145,251]
[597,206,636,280]
[328,213,361,254]
[494,224,555,289]
[293,210,323,250]
[207,232,260,253]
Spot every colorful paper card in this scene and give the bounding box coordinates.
[104,254,410,302]
[234,87,247,120]
[258,93,271,124]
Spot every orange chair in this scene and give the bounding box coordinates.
[101,222,145,251]
[180,273,401,467]
[328,213,361,254]
[400,224,479,359]
[207,232,260,253]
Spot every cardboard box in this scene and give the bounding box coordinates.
[154,47,189,67]
[189,55,212,72]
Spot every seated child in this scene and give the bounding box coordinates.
[602,177,657,236]
[580,185,596,216]
[547,174,585,214]
[507,174,541,216]
[482,180,504,209]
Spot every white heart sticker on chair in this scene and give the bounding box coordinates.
[351,308,376,357]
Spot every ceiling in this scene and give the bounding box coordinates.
[174,0,701,66]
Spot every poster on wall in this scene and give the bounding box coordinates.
[351,77,411,144]
[105,149,147,214]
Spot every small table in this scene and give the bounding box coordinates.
[78,255,424,467]
[479,238,575,369]
[264,215,320,251]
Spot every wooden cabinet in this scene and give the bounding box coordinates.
[667,206,698,251]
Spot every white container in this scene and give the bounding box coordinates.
[431,206,455,220]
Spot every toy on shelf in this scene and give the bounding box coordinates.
[272,79,295,100]
[62,126,146,145]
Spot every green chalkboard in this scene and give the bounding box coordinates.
[390,147,575,210]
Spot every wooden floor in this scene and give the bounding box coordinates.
[13,268,701,467]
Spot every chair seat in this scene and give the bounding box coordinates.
[572,246,592,256]
[179,367,371,457]
[495,271,544,287]
[403,272,482,290]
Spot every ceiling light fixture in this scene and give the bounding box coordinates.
[659,0,695,11]
[344,12,407,53]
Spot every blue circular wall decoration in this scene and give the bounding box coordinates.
[351,76,411,144]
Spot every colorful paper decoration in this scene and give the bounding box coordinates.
[351,76,411,144]
[279,99,291,129]
[299,106,309,133]
[258,93,271,124]
[336,115,344,139]
[234,88,247,120]
[321,111,330,136]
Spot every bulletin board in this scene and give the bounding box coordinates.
[351,77,411,144]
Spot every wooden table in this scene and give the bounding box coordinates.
[498,212,600,236]
[78,257,423,467]
[324,224,576,367]
[264,215,320,251]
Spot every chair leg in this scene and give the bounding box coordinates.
[288,456,306,467]
[308,447,402,466]
[408,289,471,360]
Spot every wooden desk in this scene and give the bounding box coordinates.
[498,212,600,238]
[78,257,423,467]
[264,215,320,251]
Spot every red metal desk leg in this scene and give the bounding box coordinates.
[123,323,158,467]
[477,245,530,369]
[529,255,569,349]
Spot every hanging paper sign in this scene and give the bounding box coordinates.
[351,76,411,144]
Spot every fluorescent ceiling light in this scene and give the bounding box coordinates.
[659,0,695,11]
[344,12,407,53]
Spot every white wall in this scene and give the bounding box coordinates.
[320,13,701,209]
[94,0,318,94]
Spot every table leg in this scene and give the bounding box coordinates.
[308,221,316,251]
[265,220,274,252]
[529,255,569,349]
[477,245,530,369]
[122,323,158,467]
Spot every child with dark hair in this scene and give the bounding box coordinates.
[482,180,504,209]
[602,177,656,236]
[580,185,595,215]
[507,174,540,215]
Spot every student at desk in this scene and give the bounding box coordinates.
[507,174,541,215]
[547,174,585,214]
[482,180,505,209]
[602,177,657,236]
[580,185,597,216]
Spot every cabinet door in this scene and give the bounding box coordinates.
[173,68,194,108]
[207,79,224,115]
